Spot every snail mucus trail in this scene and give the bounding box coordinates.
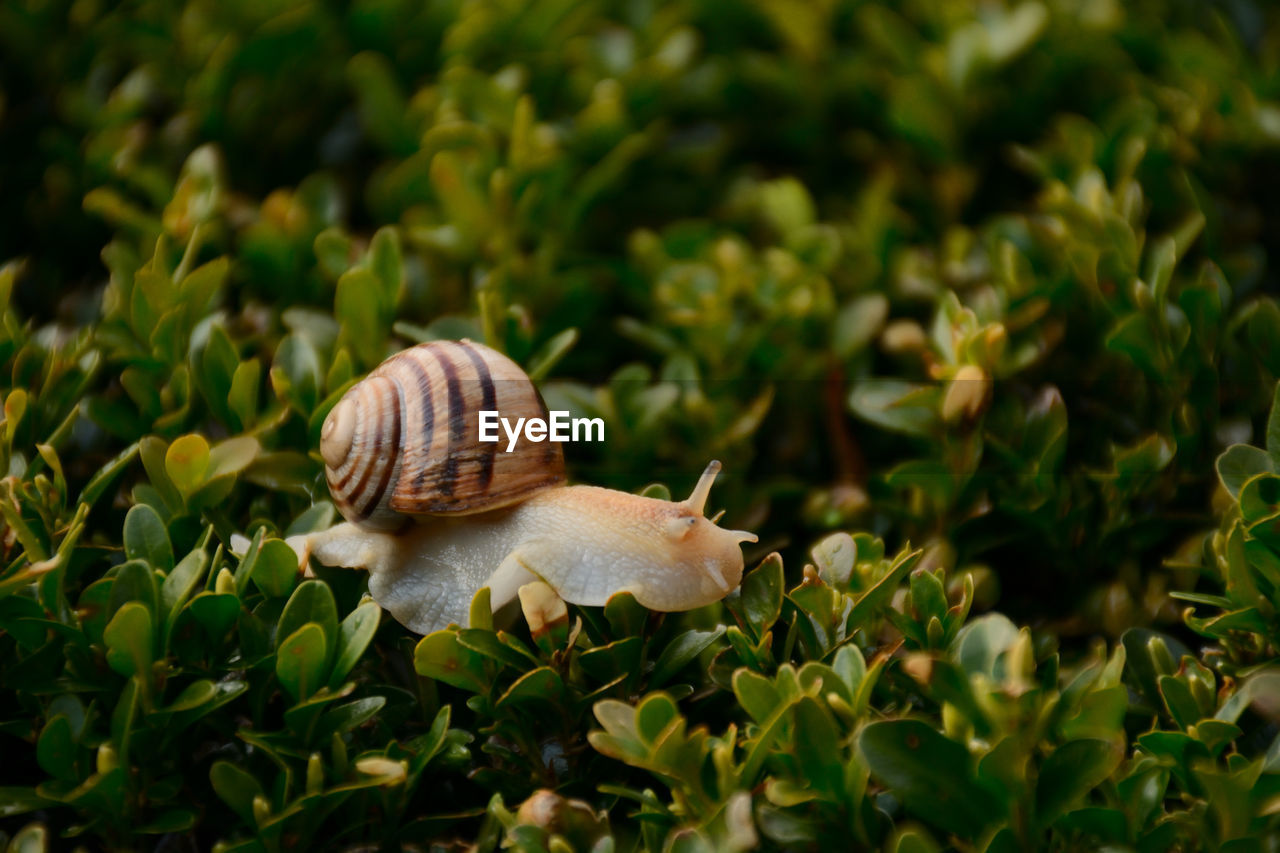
[305,340,758,635]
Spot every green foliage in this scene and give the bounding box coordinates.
[1177,384,1280,672]
[2,0,1280,849]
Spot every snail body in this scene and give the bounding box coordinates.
[309,340,756,634]
[308,462,754,633]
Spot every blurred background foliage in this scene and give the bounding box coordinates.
[2,0,1280,849]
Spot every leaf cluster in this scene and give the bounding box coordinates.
[3,0,1280,850]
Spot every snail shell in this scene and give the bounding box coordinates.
[319,340,566,531]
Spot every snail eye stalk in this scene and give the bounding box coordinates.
[685,459,722,516]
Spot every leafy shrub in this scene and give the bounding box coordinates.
[2,0,1280,850]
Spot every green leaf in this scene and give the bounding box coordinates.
[739,552,783,640]
[165,434,211,497]
[413,629,490,692]
[200,323,239,423]
[123,504,173,570]
[1106,313,1163,376]
[1145,235,1176,308]
[407,704,453,776]
[227,359,261,430]
[526,328,579,381]
[811,532,856,586]
[244,450,316,495]
[633,693,680,745]
[1246,540,1280,590]
[456,628,536,670]
[329,601,380,688]
[36,715,76,781]
[286,503,336,537]
[368,226,403,308]
[169,680,248,733]
[1136,730,1208,786]
[282,682,354,737]
[760,177,816,233]
[336,267,386,367]
[834,293,890,357]
[0,490,48,565]
[164,679,218,712]
[1054,808,1127,845]
[974,734,1025,801]
[953,612,1019,678]
[78,577,115,645]
[271,333,323,416]
[832,644,868,700]
[185,474,237,515]
[104,602,154,679]
[251,538,300,598]
[179,253,229,308]
[0,596,48,649]
[848,547,921,631]
[496,667,566,710]
[3,388,26,445]
[578,637,644,686]
[909,568,948,625]
[276,622,329,702]
[1194,719,1241,756]
[207,435,260,479]
[859,719,1002,839]
[210,760,265,825]
[1158,675,1201,730]
[232,527,265,593]
[1113,432,1175,477]
[1216,444,1274,499]
[886,459,955,506]
[1215,670,1280,724]
[137,809,198,835]
[315,227,354,280]
[1035,739,1123,827]
[79,441,140,509]
[318,696,387,739]
[849,380,939,437]
[649,627,725,688]
[140,436,183,513]
[0,787,53,818]
[604,591,648,636]
[1059,685,1128,741]
[5,822,49,852]
[1221,519,1261,604]
[161,549,208,619]
[793,696,843,796]
[187,592,240,639]
[278,580,339,661]
[326,348,355,394]
[732,669,783,724]
[892,827,942,853]
[468,586,493,632]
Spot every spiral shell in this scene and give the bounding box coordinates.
[320,340,566,530]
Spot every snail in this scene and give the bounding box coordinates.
[304,339,758,634]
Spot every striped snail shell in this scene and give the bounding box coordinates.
[319,340,566,531]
